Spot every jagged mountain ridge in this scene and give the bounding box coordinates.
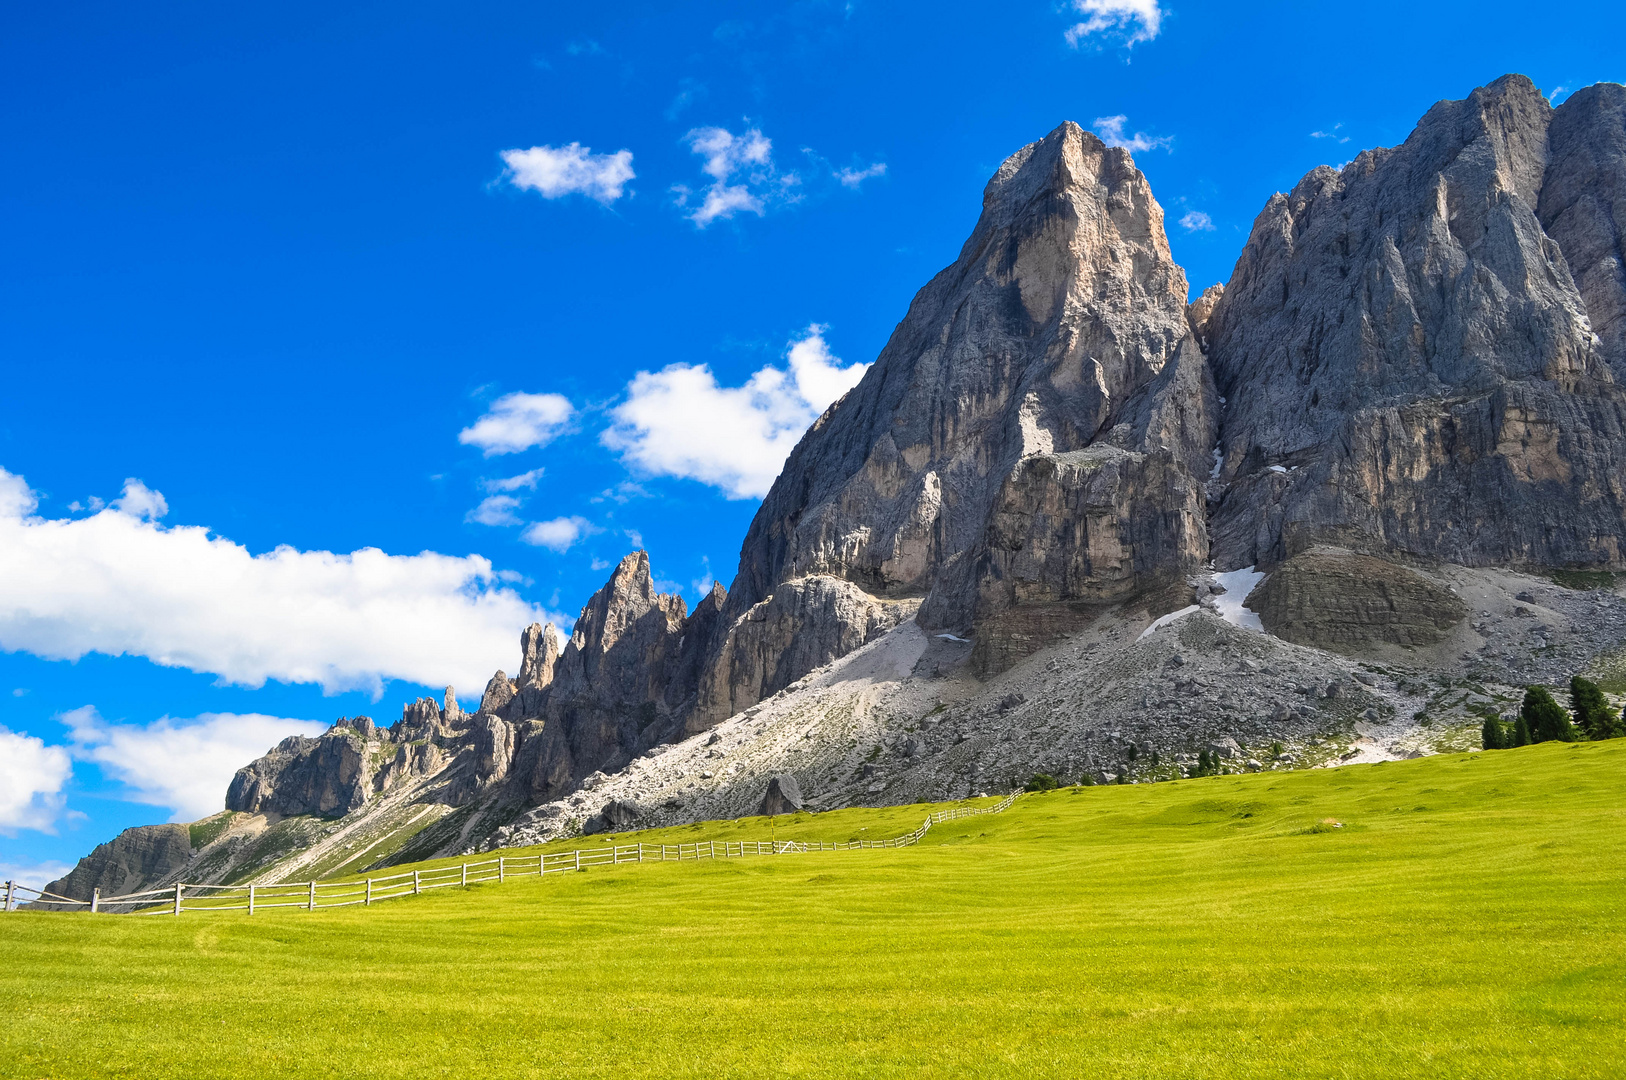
[47,74,1626,900]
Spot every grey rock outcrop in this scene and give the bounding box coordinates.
[42,824,193,902]
[693,575,918,727]
[226,730,371,817]
[725,119,1216,677]
[510,552,711,800]
[1246,551,1470,651]
[760,774,804,816]
[478,670,517,716]
[1207,74,1626,573]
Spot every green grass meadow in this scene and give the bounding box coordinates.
[5,741,1625,1079]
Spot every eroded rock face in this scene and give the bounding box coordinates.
[692,575,918,729]
[727,120,1215,674]
[512,552,705,800]
[1246,552,1469,651]
[225,731,371,817]
[1208,74,1626,573]
[42,824,193,902]
[1541,82,1626,384]
[760,774,804,816]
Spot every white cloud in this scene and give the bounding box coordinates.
[0,726,72,832]
[685,184,763,226]
[835,162,887,189]
[1092,116,1172,153]
[111,479,167,520]
[1179,210,1215,232]
[0,860,74,893]
[466,495,523,527]
[1311,123,1351,144]
[1065,0,1164,47]
[458,392,574,456]
[500,143,635,204]
[674,125,799,228]
[602,324,869,499]
[63,706,327,822]
[482,468,545,493]
[521,516,594,552]
[691,125,772,181]
[0,468,549,697]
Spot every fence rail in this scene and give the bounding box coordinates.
[3,792,1020,917]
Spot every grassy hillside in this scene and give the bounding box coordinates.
[4,741,1625,1079]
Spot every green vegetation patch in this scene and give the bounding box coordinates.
[186,812,237,851]
[4,745,1626,1079]
[1548,568,1624,591]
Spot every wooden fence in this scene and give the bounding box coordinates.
[4,792,1020,917]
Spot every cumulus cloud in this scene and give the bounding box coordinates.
[602,324,869,499]
[1092,116,1173,153]
[500,143,635,204]
[835,162,887,189]
[63,706,327,822]
[458,392,574,456]
[466,495,523,527]
[1064,0,1164,47]
[521,516,594,552]
[111,479,167,520]
[0,468,549,697]
[673,125,799,228]
[1179,210,1215,232]
[0,726,72,832]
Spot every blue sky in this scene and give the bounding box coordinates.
[3,0,1622,886]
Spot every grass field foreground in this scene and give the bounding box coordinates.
[4,741,1625,1079]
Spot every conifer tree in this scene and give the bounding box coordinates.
[1513,713,1532,747]
[1480,717,1505,750]
[1570,675,1622,740]
[1521,685,1577,743]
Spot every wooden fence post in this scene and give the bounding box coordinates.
[638,843,644,863]
[574,851,581,872]
[91,888,100,914]
[3,880,12,913]
[308,880,317,911]
[248,885,255,916]
[365,879,372,906]
[499,857,506,883]
[174,882,183,917]
[461,863,468,887]
[413,870,420,895]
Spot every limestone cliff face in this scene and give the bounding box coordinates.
[1246,551,1470,652]
[226,711,452,818]
[1207,74,1626,573]
[1540,82,1626,384]
[726,120,1216,675]
[692,575,918,728]
[43,824,193,902]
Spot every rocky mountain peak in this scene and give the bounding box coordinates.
[518,621,561,690]
[724,115,1212,675]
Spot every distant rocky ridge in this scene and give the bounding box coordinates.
[49,74,1626,901]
